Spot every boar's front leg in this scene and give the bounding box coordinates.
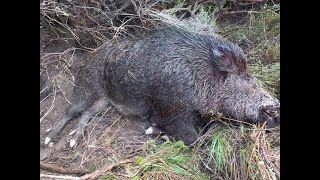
[154,111,200,146]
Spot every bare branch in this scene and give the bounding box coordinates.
[40,174,80,180]
[79,159,133,180]
[40,161,87,175]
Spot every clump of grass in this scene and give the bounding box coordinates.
[205,132,225,173]
[249,62,280,97]
[146,2,217,35]
[131,140,208,179]
[124,118,279,179]
[194,122,280,179]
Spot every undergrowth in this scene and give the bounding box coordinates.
[130,140,208,179]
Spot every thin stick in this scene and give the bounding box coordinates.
[40,89,57,122]
[40,161,87,175]
[220,116,280,131]
[79,159,134,180]
[220,116,253,126]
[222,10,259,15]
[40,174,80,180]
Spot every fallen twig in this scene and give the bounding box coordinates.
[40,89,57,123]
[40,174,79,180]
[221,116,253,126]
[222,10,259,15]
[40,161,87,175]
[79,159,134,180]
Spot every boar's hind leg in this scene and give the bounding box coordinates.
[45,100,89,145]
[69,97,110,148]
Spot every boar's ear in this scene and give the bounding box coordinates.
[211,46,233,65]
[211,46,237,78]
[218,47,233,66]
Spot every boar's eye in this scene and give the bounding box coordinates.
[243,74,251,81]
[220,71,229,81]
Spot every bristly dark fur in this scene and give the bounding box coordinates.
[46,27,280,146]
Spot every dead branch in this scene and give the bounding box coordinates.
[79,159,134,180]
[40,161,87,175]
[40,174,80,180]
[222,10,259,15]
[40,89,57,123]
[240,0,264,2]
[221,116,253,126]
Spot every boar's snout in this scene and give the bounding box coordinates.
[258,104,280,128]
